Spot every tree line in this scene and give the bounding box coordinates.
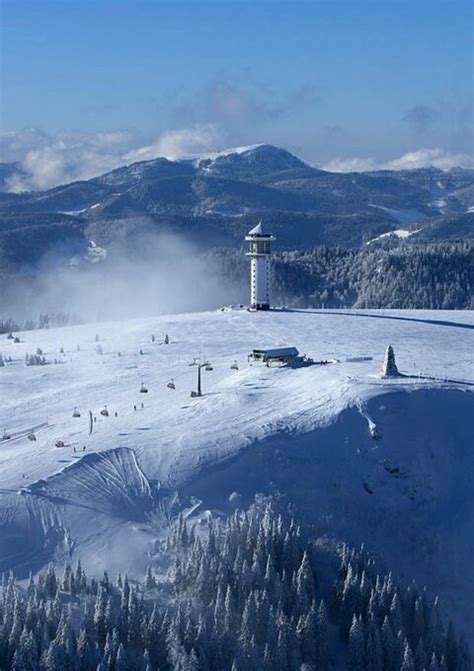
[211,240,473,310]
[0,313,81,335]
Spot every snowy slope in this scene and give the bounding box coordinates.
[369,204,428,225]
[0,309,473,635]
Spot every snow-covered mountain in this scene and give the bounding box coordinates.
[1,145,472,274]
[1,308,473,642]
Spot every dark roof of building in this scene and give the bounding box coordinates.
[252,347,299,358]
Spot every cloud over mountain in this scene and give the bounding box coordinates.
[0,125,226,192]
[322,147,474,173]
[2,123,473,194]
[124,124,224,163]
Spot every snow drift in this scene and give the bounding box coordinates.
[22,447,154,521]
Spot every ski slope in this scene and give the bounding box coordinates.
[0,308,473,635]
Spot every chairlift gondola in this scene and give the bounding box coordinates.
[140,383,148,393]
[2,429,11,441]
[27,432,36,441]
[100,406,109,417]
[205,364,213,372]
[230,361,239,370]
[167,379,176,390]
[72,407,81,418]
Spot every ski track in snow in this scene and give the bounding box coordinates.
[0,308,473,634]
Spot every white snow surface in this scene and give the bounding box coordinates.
[60,203,101,216]
[1,308,473,635]
[366,228,419,244]
[3,308,470,491]
[178,144,265,168]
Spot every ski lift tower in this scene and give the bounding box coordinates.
[245,221,275,311]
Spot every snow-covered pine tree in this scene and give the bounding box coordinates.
[43,567,58,599]
[315,599,329,670]
[62,562,73,593]
[93,585,108,647]
[114,642,130,671]
[400,639,415,671]
[76,627,98,671]
[296,600,317,665]
[11,629,38,671]
[295,551,315,615]
[145,566,156,590]
[348,615,366,671]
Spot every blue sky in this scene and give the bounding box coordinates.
[0,0,472,187]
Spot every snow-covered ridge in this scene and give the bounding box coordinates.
[184,143,265,165]
[1,309,472,491]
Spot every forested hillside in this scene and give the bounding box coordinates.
[212,241,473,310]
[1,503,470,671]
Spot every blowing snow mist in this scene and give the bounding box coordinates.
[2,231,246,324]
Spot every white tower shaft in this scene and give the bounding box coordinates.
[251,254,271,308]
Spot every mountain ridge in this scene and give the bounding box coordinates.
[0,144,473,277]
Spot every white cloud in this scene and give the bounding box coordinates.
[321,147,473,173]
[124,124,223,162]
[1,129,135,192]
[385,148,473,171]
[321,156,378,172]
[0,125,224,192]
